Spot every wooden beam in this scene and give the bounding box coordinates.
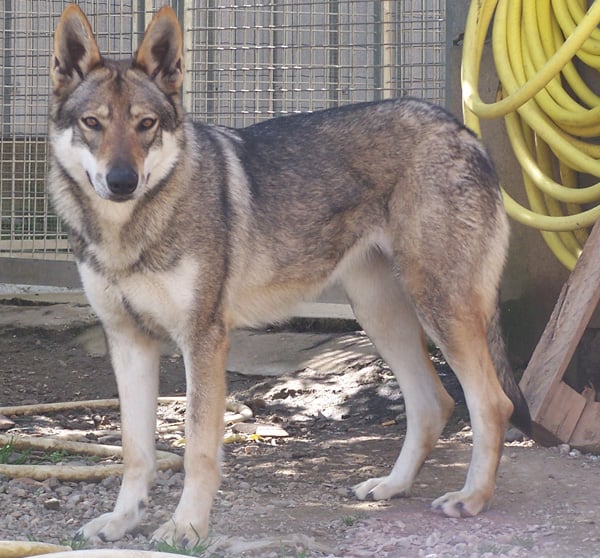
[520,218,600,449]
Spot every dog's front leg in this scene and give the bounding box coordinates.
[152,323,228,547]
[78,325,160,542]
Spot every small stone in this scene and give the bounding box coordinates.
[42,477,61,490]
[558,443,570,456]
[101,475,120,489]
[504,427,524,442]
[55,485,72,497]
[335,486,351,498]
[97,434,121,444]
[13,488,28,498]
[9,478,42,492]
[67,493,82,507]
[43,497,61,510]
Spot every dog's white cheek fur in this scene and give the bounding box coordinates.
[51,128,116,199]
[144,131,179,190]
[51,128,95,183]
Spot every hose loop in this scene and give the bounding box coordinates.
[462,0,600,269]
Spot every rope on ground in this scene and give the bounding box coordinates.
[0,397,252,481]
[0,546,188,558]
[0,434,182,481]
[0,542,72,558]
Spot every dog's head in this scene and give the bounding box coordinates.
[50,4,184,203]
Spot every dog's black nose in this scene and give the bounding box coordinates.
[106,165,138,198]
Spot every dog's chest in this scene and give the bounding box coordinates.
[80,257,199,339]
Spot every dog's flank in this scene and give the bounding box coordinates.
[48,4,530,547]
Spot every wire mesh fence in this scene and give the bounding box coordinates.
[0,0,446,267]
[184,0,446,127]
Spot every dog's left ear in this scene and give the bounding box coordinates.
[135,7,183,95]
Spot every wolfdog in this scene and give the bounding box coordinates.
[49,3,530,546]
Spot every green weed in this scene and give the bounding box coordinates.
[340,512,365,527]
[0,439,31,465]
[279,548,309,558]
[153,526,216,557]
[0,440,95,466]
[60,536,89,551]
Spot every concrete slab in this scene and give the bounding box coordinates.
[0,296,371,378]
[73,325,377,377]
[0,300,96,330]
[227,329,376,376]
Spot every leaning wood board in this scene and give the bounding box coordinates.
[519,218,600,452]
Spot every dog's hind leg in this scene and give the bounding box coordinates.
[341,251,455,501]
[427,309,514,517]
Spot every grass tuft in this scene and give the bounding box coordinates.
[153,525,216,557]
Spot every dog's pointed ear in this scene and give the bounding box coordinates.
[51,4,102,94]
[134,7,183,95]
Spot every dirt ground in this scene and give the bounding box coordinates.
[1,297,599,557]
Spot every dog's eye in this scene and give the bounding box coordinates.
[139,117,157,131]
[81,116,101,130]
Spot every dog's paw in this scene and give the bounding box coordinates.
[151,519,209,550]
[77,511,136,543]
[352,476,409,501]
[431,490,490,518]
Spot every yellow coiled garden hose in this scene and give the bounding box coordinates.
[462,0,600,269]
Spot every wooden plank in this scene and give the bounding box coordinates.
[536,381,586,442]
[520,217,600,419]
[569,401,600,453]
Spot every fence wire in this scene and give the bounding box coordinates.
[0,0,445,264]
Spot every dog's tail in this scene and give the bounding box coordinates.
[488,305,532,435]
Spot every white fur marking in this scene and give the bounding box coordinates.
[79,256,199,341]
[51,128,107,196]
[144,131,179,190]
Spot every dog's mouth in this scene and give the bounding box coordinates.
[107,191,137,203]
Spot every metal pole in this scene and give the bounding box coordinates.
[328,0,339,106]
[380,0,393,99]
[180,0,193,114]
[270,0,283,117]
[2,0,13,137]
